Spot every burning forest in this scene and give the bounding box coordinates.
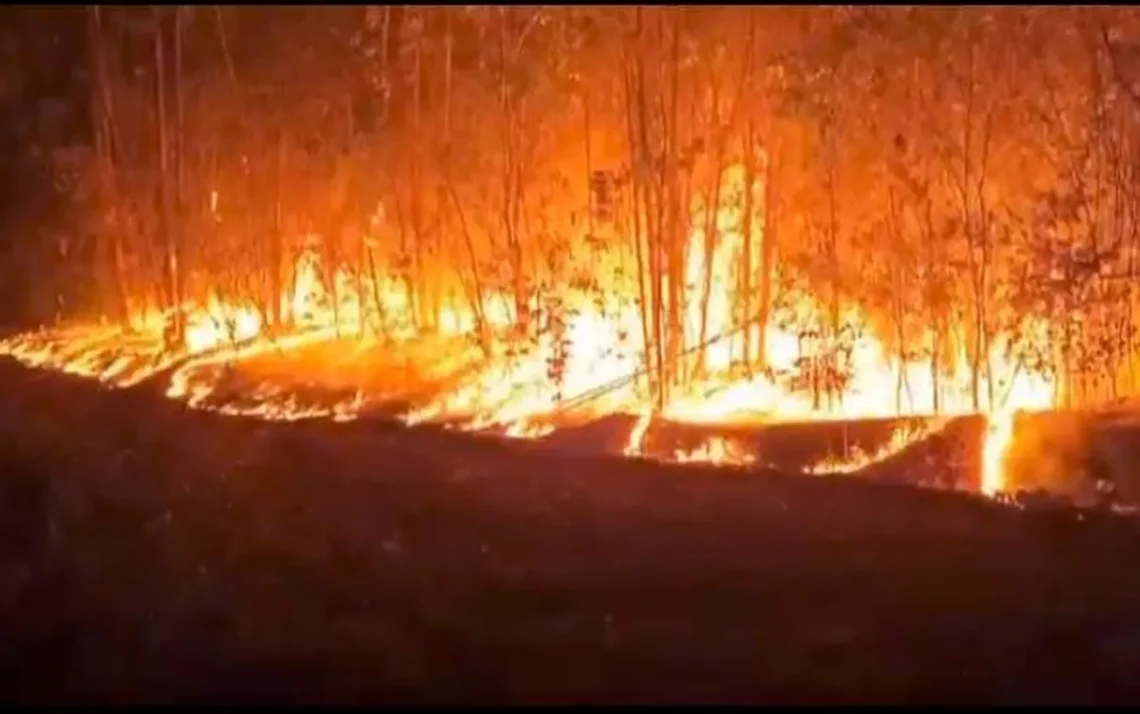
[4,6,1140,501]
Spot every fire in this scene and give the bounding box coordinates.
[0,325,177,387]
[0,163,1060,497]
[623,412,653,457]
[673,436,756,467]
[981,408,1015,496]
[807,420,947,476]
[183,296,262,355]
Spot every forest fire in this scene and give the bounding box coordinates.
[0,158,1057,497]
[24,5,1140,501]
[13,9,1140,707]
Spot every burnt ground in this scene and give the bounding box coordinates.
[2,361,1140,704]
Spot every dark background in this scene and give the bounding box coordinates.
[0,8,87,330]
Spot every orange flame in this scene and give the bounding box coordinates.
[0,163,1059,496]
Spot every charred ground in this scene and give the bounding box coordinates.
[2,359,1140,704]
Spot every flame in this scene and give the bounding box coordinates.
[623,412,653,457]
[673,436,756,467]
[981,409,1014,496]
[807,420,946,476]
[0,163,1060,497]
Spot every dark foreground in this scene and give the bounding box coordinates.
[2,362,1140,704]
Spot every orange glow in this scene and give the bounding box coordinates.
[0,163,1059,495]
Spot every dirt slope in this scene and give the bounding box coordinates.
[1,361,1139,704]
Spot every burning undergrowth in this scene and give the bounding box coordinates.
[0,318,971,485]
[0,162,1065,498]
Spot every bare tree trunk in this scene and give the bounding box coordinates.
[496,8,531,339]
[757,145,779,370]
[636,13,666,410]
[733,11,758,371]
[925,210,943,415]
[739,124,756,372]
[1128,177,1139,394]
[621,29,657,404]
[664,11,684,395]
[272,90,286,330]
[825,122,843,413]
[86,6,132,325]
[153,7,182,345]
[584,87,594,236]
[174,5,186,307]
[442,172,492,356]
[380,6,392,126]
[344,97,370,340]
[409,8,426,332]
[695,69,725,378]
[443,8,453,149]
[956,38,993,413]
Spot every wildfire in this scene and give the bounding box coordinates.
[0,163,1059,496]
[807,420,947,476]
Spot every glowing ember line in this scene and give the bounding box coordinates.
[673,436,756,467]
[805,420,946,476]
